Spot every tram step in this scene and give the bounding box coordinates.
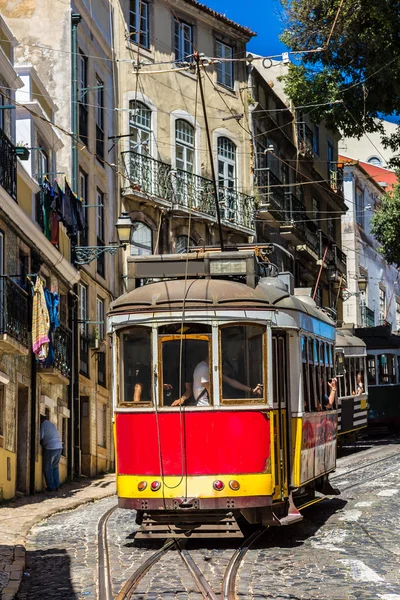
[136,512,244,539]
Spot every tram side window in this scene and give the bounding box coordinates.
[367,355,376,385]
[357,357,366,394]
[378,354,395,384]
[160,334,211,407]
[221,325,265,403]
[350,357,357,395]
[301,337,311,412]
[344,357,351,397]
[308,338,318,411]
[335,351,345,398]
[120,327,152,405]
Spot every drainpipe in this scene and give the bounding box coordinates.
[71,13,82,194]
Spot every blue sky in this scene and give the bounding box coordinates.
[207,0,287,56]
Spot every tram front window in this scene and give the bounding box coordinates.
[161,337,211,406]
[120,327,152,405]
[221,325,265,403]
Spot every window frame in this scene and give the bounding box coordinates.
[79,282,89,377]
[79,168,89,246]
[119,326,153,406]
[129,100,152,155]
[175,119,195,173]
[97,402,107,448]
[174,17,193,63]
[129,0,150,49]
[95,74,105,163]
[57,413,68,458]
[219,323,267,406]
[78,50,89,146]
[130,221,152,256]
[215,40,234,89]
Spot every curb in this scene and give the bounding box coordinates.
[0,480,116,599]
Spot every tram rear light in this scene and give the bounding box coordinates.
[137,481,147,492]
[229,480,240,491]
[213,480,224,491]
[150,481,161,492]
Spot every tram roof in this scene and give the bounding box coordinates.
[336,329,366,350]
[109,277,334,325]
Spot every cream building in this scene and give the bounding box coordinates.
[111,0,256,266]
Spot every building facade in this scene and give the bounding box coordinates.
[2,0,118,488]
[0,16,80,500]
[341,157,400,330]
[112,0,256,266]
[249,59,347,319]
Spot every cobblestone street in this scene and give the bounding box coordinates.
[16,436,400,600]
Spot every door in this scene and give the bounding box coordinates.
[272,333,289,500]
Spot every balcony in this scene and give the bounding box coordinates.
[0,276,30,355]
[318,230,334,265]
[38,324,71,385]
[361,305,375,328]
[121,151,255,232]
[0,129,17,201]
[329,164,344,195]
[280,193,307,244]
[333,244,347,275]
[297,122,314,159]
[256,168,286,218]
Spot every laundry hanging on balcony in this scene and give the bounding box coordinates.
[32,277,50,361]
[43,288,60,367]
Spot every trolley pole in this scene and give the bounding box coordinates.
[195,52,225,251]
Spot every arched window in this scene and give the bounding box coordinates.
[131,222,152,256]
[367,156,382,166]
[176,119,195,173]
[129,100,151,154]
[176,235,196,253]
[217,137,236,190]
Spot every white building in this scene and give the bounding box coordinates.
[340,119,397,168]
[342,158,400,330]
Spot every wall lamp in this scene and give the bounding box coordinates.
[74,212,132,265]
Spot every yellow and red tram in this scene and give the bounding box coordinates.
[109,250,339,536]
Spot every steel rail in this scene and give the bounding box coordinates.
[115,539,177,599]
[221,528,268,600]
[332,450,400,482]
[98,504,118,600]
[176,542,220,600]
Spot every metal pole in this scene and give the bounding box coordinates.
[71,13,82,194]
[194,53,224,251]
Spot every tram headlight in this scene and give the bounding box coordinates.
[137,481,147,492]
[150,481,161,492]
[229,480,240,491]
[213,480,225,491]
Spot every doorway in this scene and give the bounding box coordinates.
[16,385,30,494]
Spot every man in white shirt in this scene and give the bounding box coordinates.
[40,415,63,492]
[192,358,211,406]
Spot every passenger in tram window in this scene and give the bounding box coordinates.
[320,376,337,410]
[356,372,364,396]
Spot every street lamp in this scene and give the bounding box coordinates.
[74,213,132,265]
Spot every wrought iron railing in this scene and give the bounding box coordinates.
[318,230,334,263]
[333,244,347,273]
[256,168,286,215]
[281,193,307,235]
[297,122,314,157]
[0,129,17,201]
[53,324,72,379]
[0,276,29,346]
[361,305,375,328]
[329,164,344,195]
[121,151,255,230]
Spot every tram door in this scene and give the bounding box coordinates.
[272,333,289,500]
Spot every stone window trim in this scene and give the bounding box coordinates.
[212,128,242,192]
[170,109,201,176]
[123,91,158,158]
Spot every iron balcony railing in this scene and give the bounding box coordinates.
[318,230,335,264]
[121,151,255,230]
[361,304,375,328]
[0,129,17,201]
[256,168,286,215]
[333,244,347,274]
[0,276,30,346]
[53,324,72,379]
[329,164,344,195]
[281,193,307,235]
[297,122,314,158]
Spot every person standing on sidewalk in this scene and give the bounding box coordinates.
[40,415,63,492]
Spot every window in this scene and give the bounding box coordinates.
[37,148,49,181]
[176,120,194,173]
[367,156,382,166]
[129,0,149,48]
[59,293,68,326]
[312,198,319,223]
[367,355,376,385]
[379,287,386,324]
[17,251,29,290]
[97,403,107,448]
[58,414,67,458]
[218,137,236,220]
[216,40,233,88]
[313,124,320,155]
[120,327,152,404]
[176,235,196,253]
[131,221,152,256]
[95,75,104,162]
[221,325,265,403]
[96,297,105,341]
[129,100,151,154]
[79,169,89,246]
[356,187,364,228]
[174,18,193,63]
[79,283,89,377]
[78,51,89,146]
[327,141,334,173]
[96,189,105,278]
[378,354,395,384]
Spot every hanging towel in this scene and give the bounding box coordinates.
[44,289,60,367]
[51,210,60,246]
[32,278,50,361]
